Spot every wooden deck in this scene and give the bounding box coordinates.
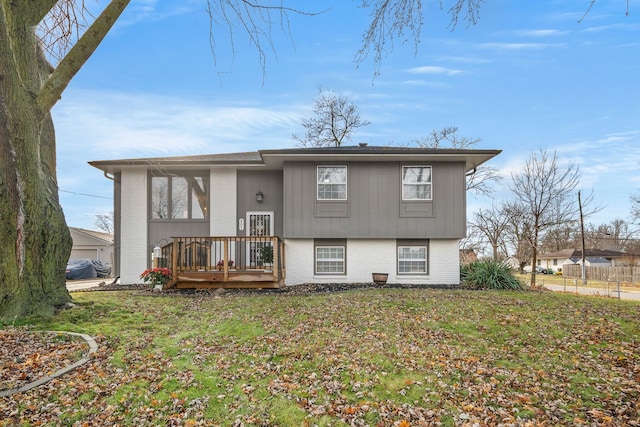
[155,236,285,289]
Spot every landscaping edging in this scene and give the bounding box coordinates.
[0,331,98,397]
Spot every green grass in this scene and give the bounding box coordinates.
[2,288,639,426]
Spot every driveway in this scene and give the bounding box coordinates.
[66,278,113,291]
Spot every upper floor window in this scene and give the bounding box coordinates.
[150,173,209,220]
[402,166,432,200]
[317,166,347,200]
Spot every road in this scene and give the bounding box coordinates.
[542,283,640,301]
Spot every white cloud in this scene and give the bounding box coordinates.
[478,42,562,50]
[405,66,464,75]
[53,89,303,159]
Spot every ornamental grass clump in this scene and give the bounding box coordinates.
[461,260,525,290]
[139,267,172,287]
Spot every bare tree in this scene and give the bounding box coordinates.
[0,0,316,319]
[468,205,510,261]
[292,89,370,147]
[356,0,484,76]
[502,201,535,272]
[415,126,502,196]
[631,192,640,222]
[95,211,114,235]
[510,150,594,286]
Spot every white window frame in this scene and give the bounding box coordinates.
[315,245,346,274]
[317,166,347,201]
[397,245,428,274]
[402,166,432,201]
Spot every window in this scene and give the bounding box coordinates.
[315,246,346,274]
[317,166,347,200]
[150,173,209,220]
[397,244,428,274]
[402,166,432,200]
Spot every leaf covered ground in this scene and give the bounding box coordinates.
[1,288,639,426]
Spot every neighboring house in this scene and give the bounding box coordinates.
[89,146,500,287]
[69,227,114,265]
[536,248,635,273]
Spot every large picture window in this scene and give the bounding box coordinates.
[315,246,346,274]
[150,173,209,220]
[317,166,347,200]
[397,242,428,274]
[402,166,432,200]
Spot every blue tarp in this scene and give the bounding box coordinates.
[66,259,111,280]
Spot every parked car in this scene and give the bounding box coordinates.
[523,265,551,274]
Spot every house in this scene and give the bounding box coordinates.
[89,146,501,288]
[69,227,114,265]
[536,248,634,273]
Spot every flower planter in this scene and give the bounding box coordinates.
[372,273,388,285]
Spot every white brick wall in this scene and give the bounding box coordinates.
[284,238,460,285]
[119,169,148,284]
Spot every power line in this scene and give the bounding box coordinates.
[59,189,112,200]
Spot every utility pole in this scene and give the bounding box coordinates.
[578,191,586,285]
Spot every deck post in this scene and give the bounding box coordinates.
[272,236,278,282]
[223,238,229,281]
[172,238,179,282]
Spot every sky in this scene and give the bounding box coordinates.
[52,0,640,232]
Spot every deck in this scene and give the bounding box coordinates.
[155,236,285,289]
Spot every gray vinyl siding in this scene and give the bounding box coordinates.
[236,170,284,237]
[283,161,466,239]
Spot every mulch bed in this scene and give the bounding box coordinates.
[77,281,461,296]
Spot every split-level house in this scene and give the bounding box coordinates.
[89,146,501,289]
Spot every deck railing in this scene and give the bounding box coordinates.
[155,236,285,288]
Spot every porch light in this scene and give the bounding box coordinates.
[153,243,162,260]
[256,191,264,203]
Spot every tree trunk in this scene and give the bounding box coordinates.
[0,5,72,319]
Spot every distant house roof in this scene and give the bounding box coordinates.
[541,248,628,259]
[70,227,113,245]
[567,257,611,264]
[89,146,502,175]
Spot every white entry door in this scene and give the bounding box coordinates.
[246,211,274,267]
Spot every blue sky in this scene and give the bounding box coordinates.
[52,0,640,231]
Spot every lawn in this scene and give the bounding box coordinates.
[1,288,639,426]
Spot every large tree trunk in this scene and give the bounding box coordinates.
[0,0,130,320]
[0,4,72,319]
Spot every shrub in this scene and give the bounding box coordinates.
[461,260,525,290]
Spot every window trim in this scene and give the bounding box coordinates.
[401,165,432,201]
[315,244,346,275]
[149,171,209,221]
[397,240,429,275]
[317,165,348,201]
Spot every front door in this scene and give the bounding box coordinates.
[246,211,274,267]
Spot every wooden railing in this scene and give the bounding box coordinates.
[155,236,285,288]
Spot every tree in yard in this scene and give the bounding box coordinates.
[501,201,535,272]
[292,89,371,148]
[0,1,485,319]
[509,150,598,287]
[415,126,502,196]
[468,204,511,261]
[0,0,132,319]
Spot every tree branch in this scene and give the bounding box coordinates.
[20,0,58,26]
[37,0,131,113]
